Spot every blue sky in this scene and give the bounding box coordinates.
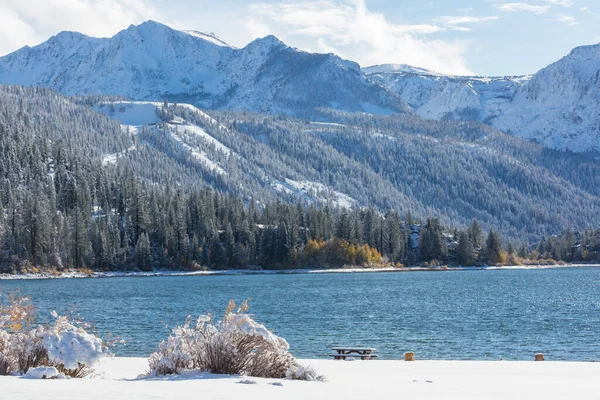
[1,0,598,75]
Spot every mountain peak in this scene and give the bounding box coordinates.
[244,34,287,51]
[130,20,170,30]
[567,42,600,57]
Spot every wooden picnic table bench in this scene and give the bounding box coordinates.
[330,347,378,360]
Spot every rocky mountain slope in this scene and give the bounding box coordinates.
[365,44,600,152]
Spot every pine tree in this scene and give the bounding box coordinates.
[468,219,483,250]
[457,231,475,266]
[22,181,52,267]
[135,232,151,271]
[485,230,504,264]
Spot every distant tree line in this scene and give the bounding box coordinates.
[1,85,600,273]
[1,118,598,273]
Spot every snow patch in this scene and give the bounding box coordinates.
[102,145,135,166]
[22,366,67,380]
[166,123,232,156]
[272,179,356,209]
[95,102,162,126]
[182,31,232,48]
[310,122,347,128]
[168,126,228,175]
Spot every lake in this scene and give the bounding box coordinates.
[1,268,599,361]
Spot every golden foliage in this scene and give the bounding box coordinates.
[225,299,250,316]
[302,238,384,267]
[0,291,34,332]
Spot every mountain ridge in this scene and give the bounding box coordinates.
[367,42,600,152]
[0,20,405,116]
[0,21,599,151]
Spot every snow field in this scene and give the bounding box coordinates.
[2,357,600,400]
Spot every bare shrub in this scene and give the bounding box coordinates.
[0,291,35,376]
[0,331,10,375]
[149,300,324,381]
[15,333,47,374]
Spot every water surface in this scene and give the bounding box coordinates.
[1,268,599,360]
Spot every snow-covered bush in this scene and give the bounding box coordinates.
[149,300,324,381]
[36,313,108,377]
[13,330,47,375]
[286,363,325,382]
[1,291,109,377]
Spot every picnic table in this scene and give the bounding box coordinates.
[330,347,378,360]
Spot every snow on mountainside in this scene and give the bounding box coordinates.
[493,44,600,152]
[182,31,232,47]
[95,100,357,207]
[363,64,444,76]
[366,66,529,122]
[366,45,600,152]
[0,20,404,116]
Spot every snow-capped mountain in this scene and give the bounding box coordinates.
[365,43,600,152]
[0,20,404,116]
[1,20,599,151]
[493,44,600,151]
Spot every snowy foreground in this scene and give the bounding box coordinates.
[2,357,599,400]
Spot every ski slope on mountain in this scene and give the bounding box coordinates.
[95,100,360,209]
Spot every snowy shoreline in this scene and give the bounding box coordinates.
[2,357,599,399]
[1,263,599,281]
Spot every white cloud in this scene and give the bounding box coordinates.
[496,2,550,14]
[0,0,159,56]
[556,13,579,25]
[437,15,499,25]
[248,0,475,75]
[440,16,499,24]
[432,15,499,33]
[546,0,574,7]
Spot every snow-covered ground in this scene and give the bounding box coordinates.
[95,101,234,175]
[102,145,136,166]
[272,178,356,209]
[2,357,599,400]
[94,102,163,126]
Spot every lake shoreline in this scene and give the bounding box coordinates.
[1,263,599,280]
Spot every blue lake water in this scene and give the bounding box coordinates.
[1,268,600,361]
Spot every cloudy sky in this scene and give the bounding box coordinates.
[0,0,598,75]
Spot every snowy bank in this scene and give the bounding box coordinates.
[1,357,599,399]
[2,264,600,280]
